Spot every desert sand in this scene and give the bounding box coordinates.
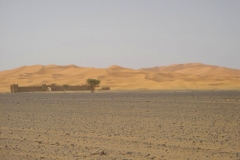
[0,63,240,92]
[0,91,240,159]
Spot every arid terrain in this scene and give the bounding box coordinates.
[0,91,240,159]
[1,63,240,92]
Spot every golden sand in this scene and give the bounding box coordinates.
[0,63,240,92]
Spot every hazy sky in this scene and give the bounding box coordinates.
[0,0,240,71]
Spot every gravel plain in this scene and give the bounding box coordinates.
[0,90,240,160]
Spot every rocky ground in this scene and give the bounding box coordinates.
[0,90,240,160]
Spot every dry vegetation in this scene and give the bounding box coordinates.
[0,91,240,159]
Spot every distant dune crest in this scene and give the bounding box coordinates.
[140,63,240,76]
[0,63,240,92]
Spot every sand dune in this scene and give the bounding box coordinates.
[0,63,240,92]
[140,63,240,76]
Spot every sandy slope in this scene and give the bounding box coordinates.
[0,63,240,92]
[140,63,240,76]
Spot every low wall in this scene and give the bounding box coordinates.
[53,85,91,91]
[69,85,91,91]
[10,84,94,93]
[18,86,43,92]
[102,86,110,90]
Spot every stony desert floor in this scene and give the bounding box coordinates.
[0,91,240,160]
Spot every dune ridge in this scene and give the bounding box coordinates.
[140,63,240,76]
[0,63,240,92]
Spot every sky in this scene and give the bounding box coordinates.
[0,0,240,71]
